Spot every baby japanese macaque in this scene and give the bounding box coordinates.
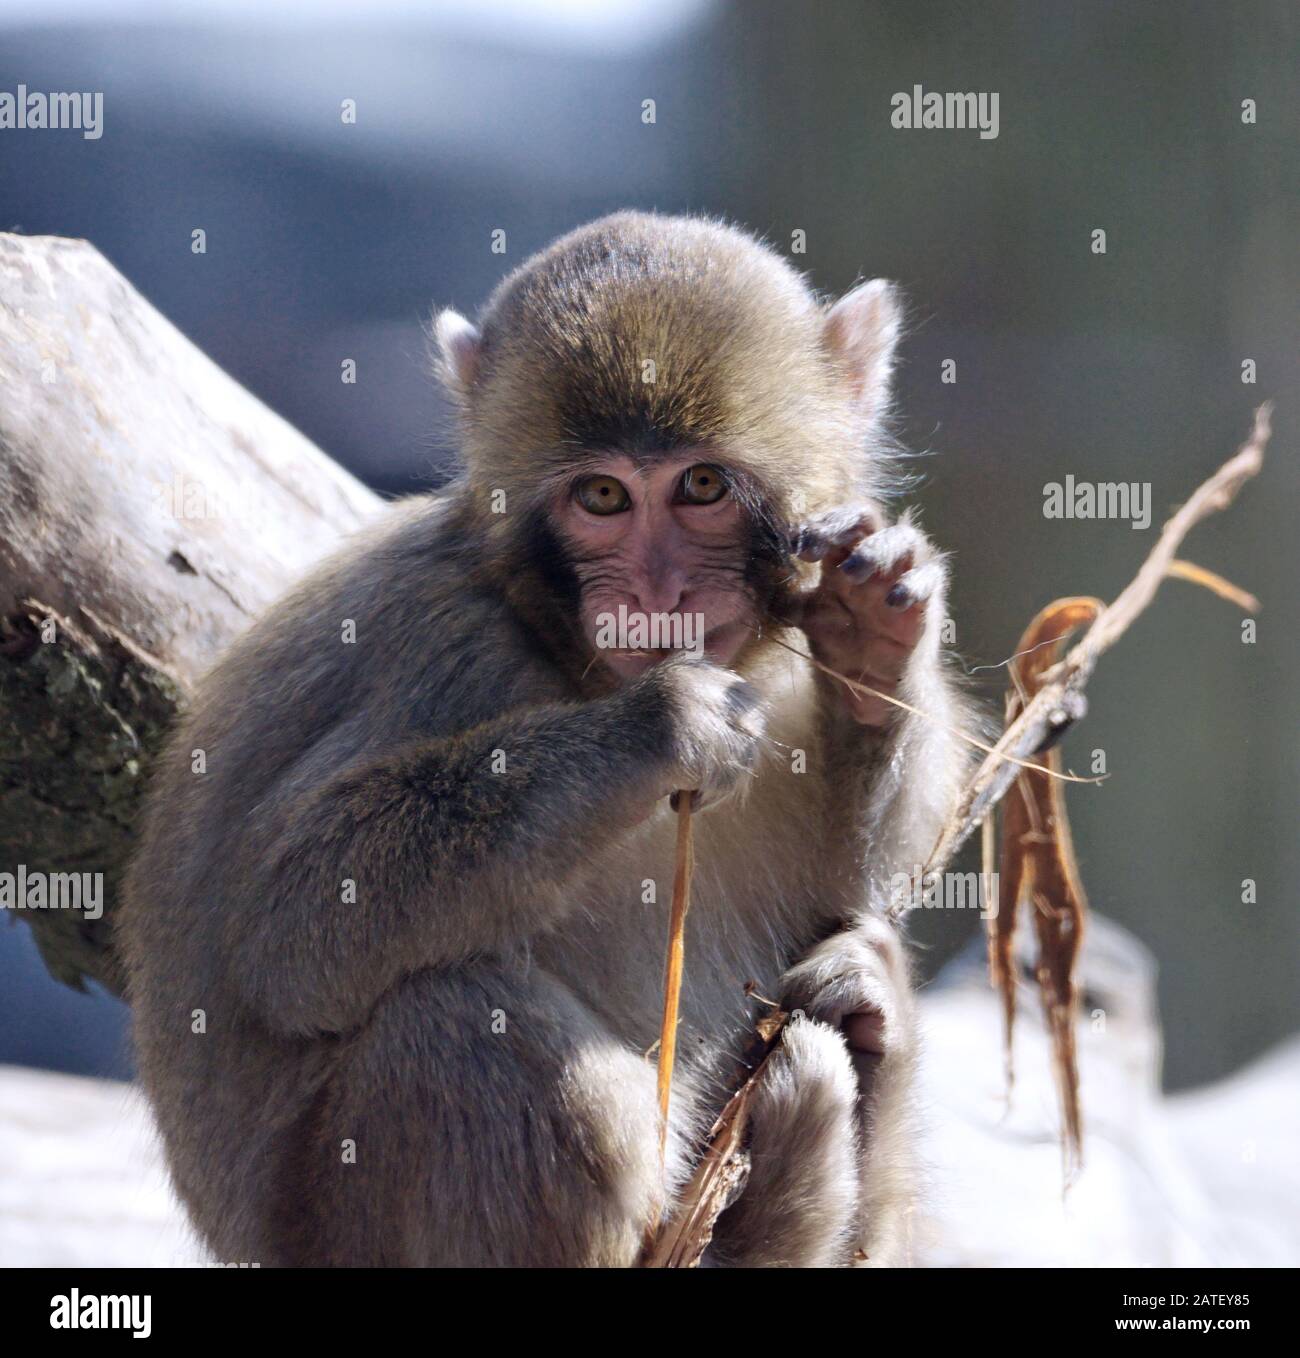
[120,211,971,1266]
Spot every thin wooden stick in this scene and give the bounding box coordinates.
[1166,558,1260,612]
[646,793,695,1242]
[641,1026,781,1267]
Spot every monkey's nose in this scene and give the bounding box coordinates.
[632,582,687,616]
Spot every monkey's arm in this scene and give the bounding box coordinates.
[770,510,973,1263]
[228,656,758,1036]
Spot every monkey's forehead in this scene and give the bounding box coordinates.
[467,328,853,509]
[463,216,865,511]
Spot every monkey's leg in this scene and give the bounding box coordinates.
[847,1022,919,1267]
[705,1016,861,1268]
[273,962,671,1267]
[778,915,920,1267]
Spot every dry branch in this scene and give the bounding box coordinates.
[646,795,696,1245]
[993,596,1103,1177]
[915,402,1269,891]
[644,405,1271,1267]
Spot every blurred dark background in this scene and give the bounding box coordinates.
[1,0,1295,1092]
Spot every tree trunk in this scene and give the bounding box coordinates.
[0,232,381,992]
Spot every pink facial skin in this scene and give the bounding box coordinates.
[552,454,758,683]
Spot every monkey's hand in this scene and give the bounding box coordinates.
[787,505,947,726]
[778,913,915,1070]
[640,653,767,812]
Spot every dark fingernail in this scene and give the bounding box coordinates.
[885,583,912,609]
[840,552,873,582]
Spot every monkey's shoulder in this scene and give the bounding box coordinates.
[190,491,563,749]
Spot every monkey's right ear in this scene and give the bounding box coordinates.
[433,308,482,396]
[823,279,902,419]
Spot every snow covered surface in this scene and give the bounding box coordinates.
[913,917,1300,1266]
[0,1062,197,1266]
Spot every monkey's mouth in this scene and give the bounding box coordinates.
[600,645,695,677]
[598,621,751,679]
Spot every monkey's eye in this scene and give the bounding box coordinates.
[575,475,631,515]
[676,463,729,506]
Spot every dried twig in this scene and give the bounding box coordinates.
[912,402,1269,892]
[641,1029,778,1267]
[644,795,695,1247]
[642,405,1270,1267]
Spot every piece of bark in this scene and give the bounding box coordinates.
[0,232,381,992]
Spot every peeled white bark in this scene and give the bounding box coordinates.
[0,232,379,687]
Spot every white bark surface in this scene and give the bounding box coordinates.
[0,230,380,690]
[0,231,383,992]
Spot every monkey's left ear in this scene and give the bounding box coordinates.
[434,308,483,396]
[823,280,902,417]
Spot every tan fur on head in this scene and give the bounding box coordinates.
[433,211,902,530]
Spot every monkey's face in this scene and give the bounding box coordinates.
[552,453,760,682]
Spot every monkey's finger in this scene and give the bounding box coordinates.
[883,559,946,612]
[836,521,929,581]
[794,525,872,562]
[792,504,885,562]
[837,521,933,582]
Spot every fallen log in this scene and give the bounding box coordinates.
[0,232,380,992]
